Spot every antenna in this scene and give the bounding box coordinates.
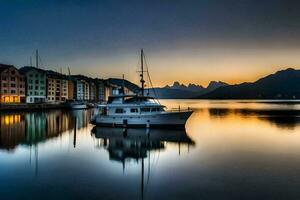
[68,67,71,76]
[30,56,33,67]
[36,49,39,68]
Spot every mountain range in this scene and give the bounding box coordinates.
[197,68,300,99]
[147,68,300,99]
[147,81,228,99]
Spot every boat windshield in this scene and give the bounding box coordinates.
[124,96,157,104]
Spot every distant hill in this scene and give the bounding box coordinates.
[197,68,300,99]
[148,81,228,99]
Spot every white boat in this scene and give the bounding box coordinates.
[91,49,193,129]
[66,100,87,109]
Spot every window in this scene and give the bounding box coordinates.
[35,74,38,78]
[2,83,7,87]
[11,83,16,87]
[11,70,15,75]
[29,85,33,90]
[115,108,125,113]
[2,76,7,81]
[29,80,33,84]
[11,90,16,94]
[29,74,33,77]
[130,108,138,113]
[3,90,7,93]
[11,77,15,81]
[35,80,39,84]
[141,107,151,112]
[151,107,162,112]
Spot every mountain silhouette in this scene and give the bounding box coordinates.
[197,68,300,99]
[148,81,227,99]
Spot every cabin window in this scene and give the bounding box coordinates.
[130,108,138,113]
[151,107,161,112]
[141,107,151,112]
[115,108,125,113]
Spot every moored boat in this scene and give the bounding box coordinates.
[65,100,87,109]
[91,49,193,129]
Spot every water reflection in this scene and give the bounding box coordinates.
[91,127,195,199]
[92,127,195,163]
[208,108,300,129]
[1,101,300,200]
[0,110,92,151]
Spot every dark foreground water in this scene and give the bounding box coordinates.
[1,100,300,200]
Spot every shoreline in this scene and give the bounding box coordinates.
[0,103,69,111]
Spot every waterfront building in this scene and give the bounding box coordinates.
[19,66,47,103]
[61,78,68,101]
[72,75,90,101]
[95,79,105,102]
[46,70,69,103]
[89,79,96,101]
[67,79,74,100]
[0,64,25,103]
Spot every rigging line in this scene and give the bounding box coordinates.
[38,54,44,69]
[143,53,161,105]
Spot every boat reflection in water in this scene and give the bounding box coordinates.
[91,127,195,199]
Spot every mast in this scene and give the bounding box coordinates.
[140,49,145,96]
[36,49,39,68]
[122,74,125,94]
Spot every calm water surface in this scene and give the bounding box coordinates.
[1,100,300,200]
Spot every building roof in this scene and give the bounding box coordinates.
[19,66,46,74]
[46,70,68,79]
[0,63,15,73]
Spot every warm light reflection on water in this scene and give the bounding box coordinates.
[1,100,300,200]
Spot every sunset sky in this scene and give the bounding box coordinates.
[1,0,300,87]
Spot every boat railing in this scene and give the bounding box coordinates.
[167,106,192,112]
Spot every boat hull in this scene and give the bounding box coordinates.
[70,104,87,110]
[91,111,193,129]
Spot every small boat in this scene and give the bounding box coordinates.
[91,49,193,129]
[66,100,87,110]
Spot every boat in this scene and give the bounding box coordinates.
[65,100,87,110]
[91,49,193,129]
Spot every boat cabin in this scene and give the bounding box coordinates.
[100,95,165,115]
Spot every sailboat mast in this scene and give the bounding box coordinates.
[140,49,145,96]
[36,49,39,68]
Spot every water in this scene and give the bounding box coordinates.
[1,100,300,200]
